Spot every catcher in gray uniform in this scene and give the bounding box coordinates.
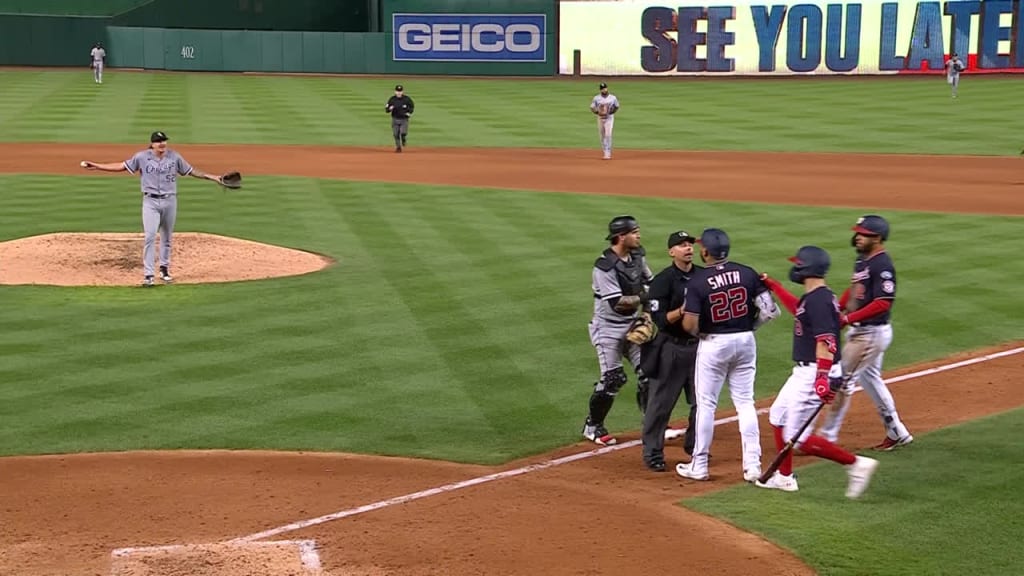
[581,215,655,446]
[80,131,241,286]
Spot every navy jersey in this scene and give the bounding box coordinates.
[793,287,842,364]
[683,261,767,334]
[849,250,896,325]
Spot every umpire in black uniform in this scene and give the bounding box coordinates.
[640,230,701,472]
[386,84,415,152]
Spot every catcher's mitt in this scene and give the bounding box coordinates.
[220,171,242,189]
[625,312,656,346]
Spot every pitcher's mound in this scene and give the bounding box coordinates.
[0,232,334,286]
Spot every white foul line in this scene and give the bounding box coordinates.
[234,345,1024,543]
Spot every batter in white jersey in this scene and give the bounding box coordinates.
[90,43,106,84]
[80,131,226,286]
[590,82,619,160]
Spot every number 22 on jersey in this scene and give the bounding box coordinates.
[709,287,748,322]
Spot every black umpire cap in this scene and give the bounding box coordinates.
[150,131,168,143]
[667,230,697,248]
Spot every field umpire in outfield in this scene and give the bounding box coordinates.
[639,230,700,472]
[386,84,415,152]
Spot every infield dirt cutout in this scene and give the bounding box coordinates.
[1,143,1022,576]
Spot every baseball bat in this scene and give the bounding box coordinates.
[757,401,828,485]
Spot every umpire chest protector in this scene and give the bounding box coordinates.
[595,248,646,296]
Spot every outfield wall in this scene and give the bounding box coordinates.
[0,15,107,66]
[0,0,556,75]
[558,0,1024,76]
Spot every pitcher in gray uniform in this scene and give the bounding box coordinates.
[80,131,225,286]
[581,215,654,446]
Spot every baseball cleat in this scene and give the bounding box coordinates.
[141,276,154,287]
[664,426,685,441]
[845,455,879,499]
[159,267,173,283]
[755,471,799,492]
[582,421,617,446]
[675,462,709,481]
[743,468,762,483]
[873,435,913,451]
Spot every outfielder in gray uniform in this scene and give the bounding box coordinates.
[90,43,106,84]
[80,131,226,286]
[590,82,619,160]
[582,215,654,446]
[945,53,965,98]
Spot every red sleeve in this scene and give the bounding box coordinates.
[763,276,799,315]
[845,299,891,324]
[838,288,851,310]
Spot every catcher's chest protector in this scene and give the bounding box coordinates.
[615,257,646,296]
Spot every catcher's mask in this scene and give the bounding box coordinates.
[697,228,730,260]
[606,215,639,242]
[788,245,831,284]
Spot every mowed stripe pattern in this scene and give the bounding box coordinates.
[0,70,1020,155]
[0,174,1021,462]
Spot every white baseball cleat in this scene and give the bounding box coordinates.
[664,426,685,440]
[845,456,879,499]
[743,468,762,483]
[675,462,709,481]
[755,471,799,492]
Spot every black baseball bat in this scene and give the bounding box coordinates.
[756,401,828,485]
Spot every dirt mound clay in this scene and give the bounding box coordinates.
[0,232,335,286]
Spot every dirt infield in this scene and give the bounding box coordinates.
[1,143,1022,576]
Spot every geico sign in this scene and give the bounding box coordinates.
[398,23,542,53]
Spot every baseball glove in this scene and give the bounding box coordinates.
[598,103,609,118]
[625,312,656,346]
[220,171,243,189]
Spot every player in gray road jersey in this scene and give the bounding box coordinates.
[90,43,106,84]
[581,215,654,446]
[80,131,225,286]
[945,53,965,98]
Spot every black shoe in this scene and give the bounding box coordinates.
[395,146,402,153]
[644,452,666,472]
[645,458,666,473]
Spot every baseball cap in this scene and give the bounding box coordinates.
[395,84,404,91]
[599,82,608,89]
[150,131,168,143]
[667,230,696,248]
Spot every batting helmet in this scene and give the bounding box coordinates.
[606,215,639,240]
[852,214,889,241]
[698,228,730,260]
[788,245,831,284]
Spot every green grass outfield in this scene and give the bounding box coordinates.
[0,71,1022,464]
[0,70,1022,155]
[685,407,1024,576]
[0,174,1021,462]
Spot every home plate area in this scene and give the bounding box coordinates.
[109,539,322,576]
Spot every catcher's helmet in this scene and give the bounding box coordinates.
[606,215,639,240]
[698,228,730,260]
[788,245,831,284]
[851,214,889,240]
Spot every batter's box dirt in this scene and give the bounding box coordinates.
[0,232,335,286]
[109,540,323,576]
